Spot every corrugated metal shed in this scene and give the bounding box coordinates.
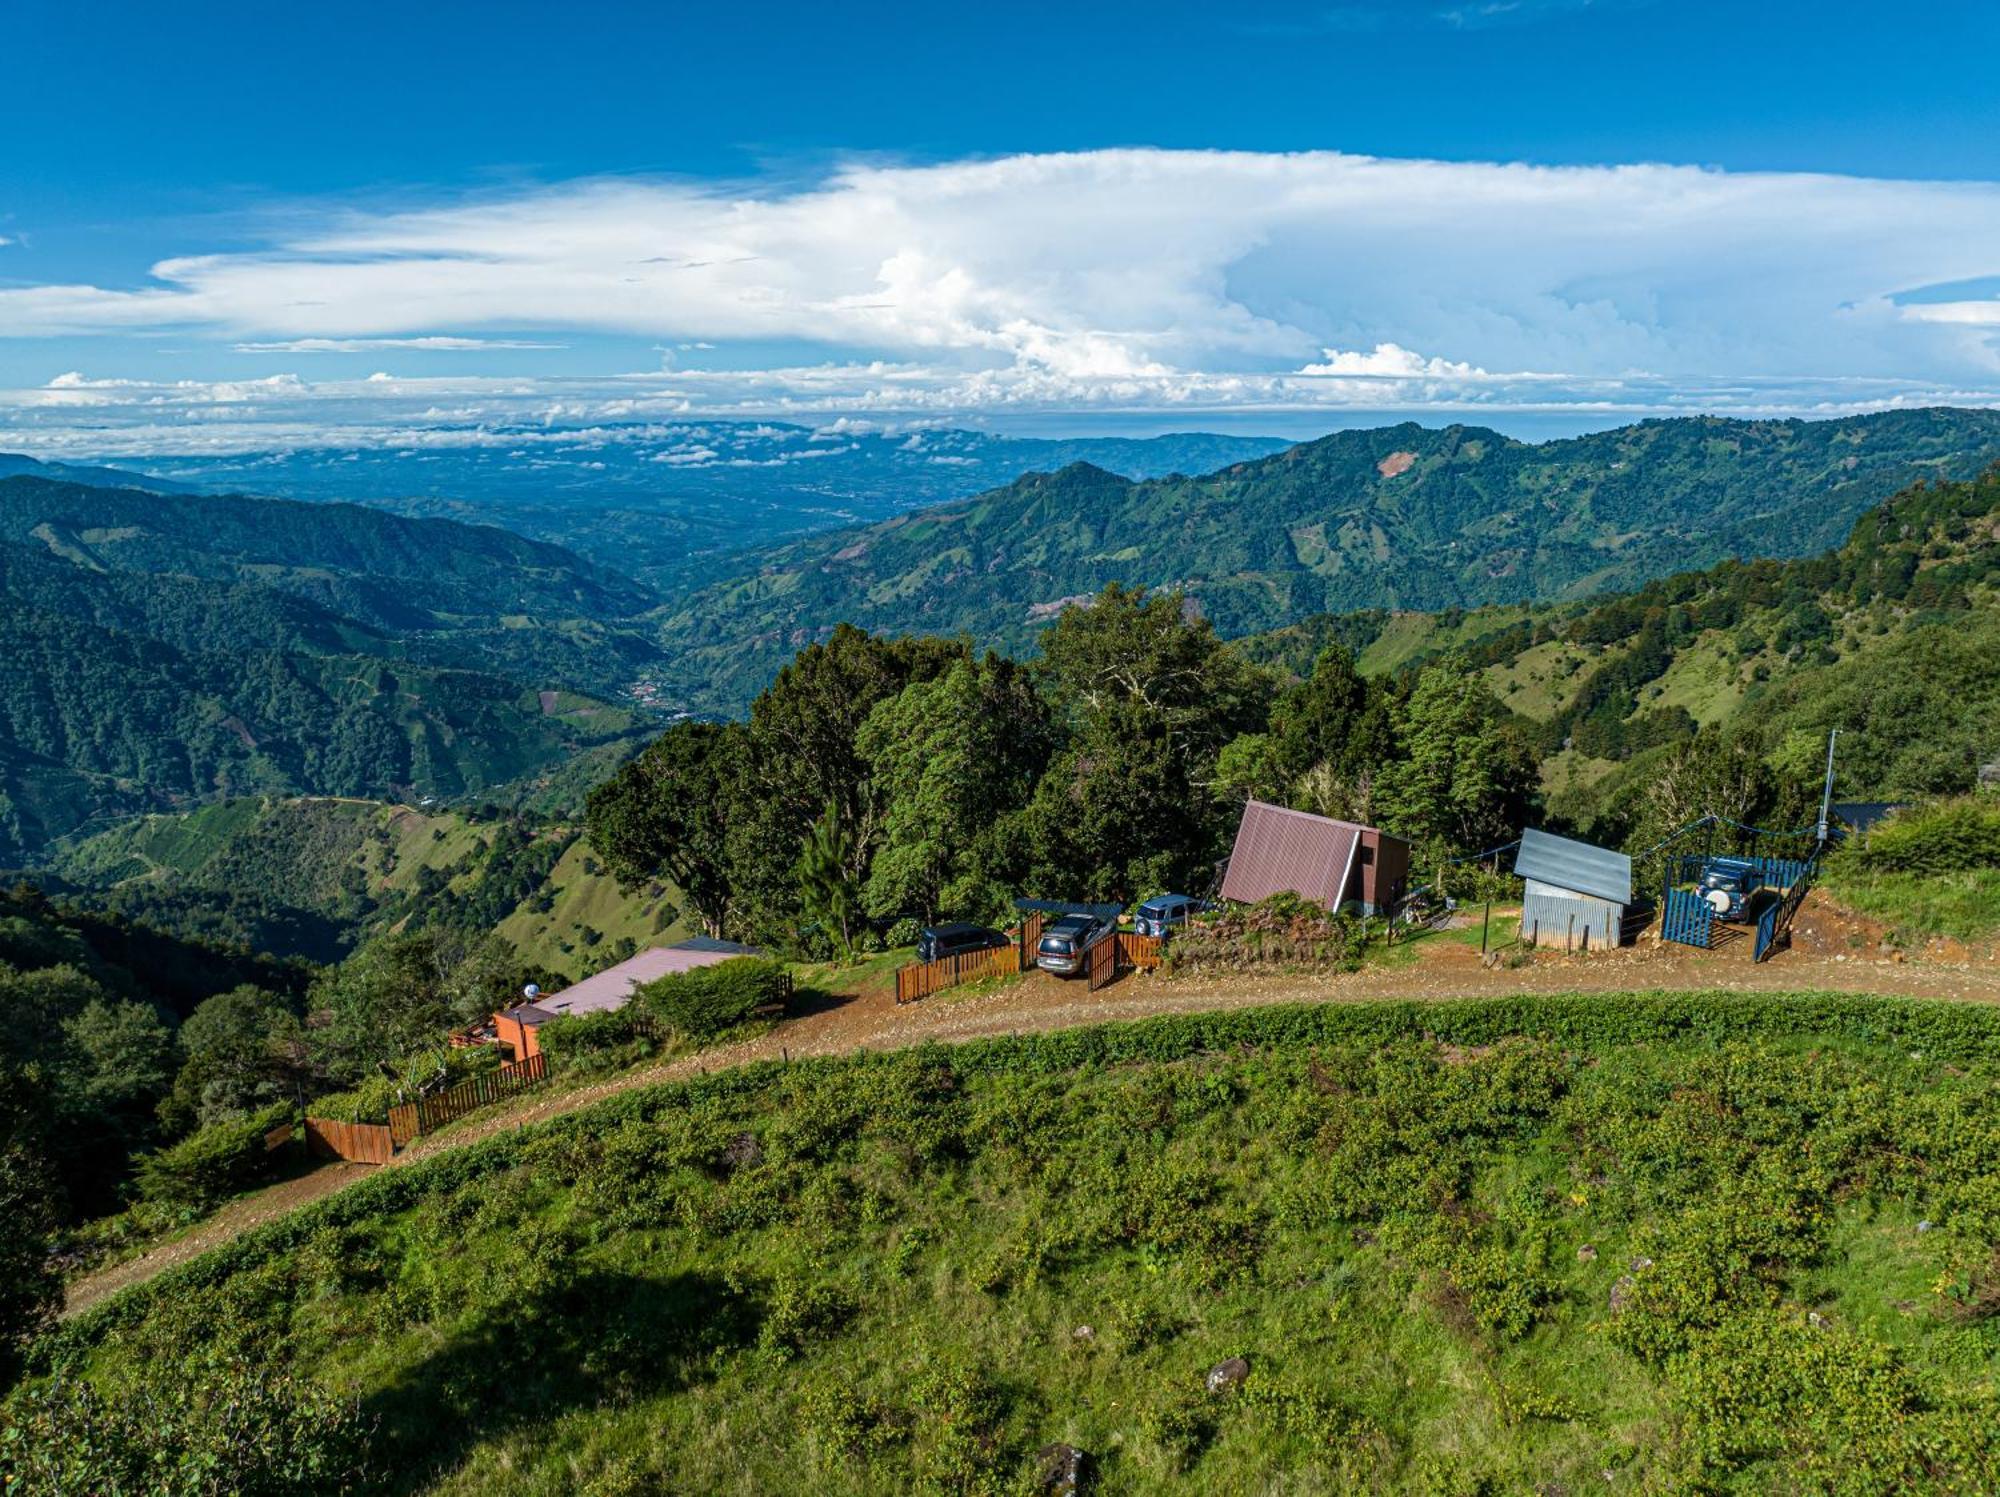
[1514,828,1631,906]
[1220,800,1360,909]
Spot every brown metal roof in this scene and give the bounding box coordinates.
[1220,799,1363,910]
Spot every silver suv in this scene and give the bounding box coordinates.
[1036,913,1113,976]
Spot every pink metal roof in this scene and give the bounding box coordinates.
[1219,799,1365,910]
[535,941,756,1019]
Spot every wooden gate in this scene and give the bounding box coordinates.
[1017,911,1045,972]
[1754,865,1816,963]
[1661,887,1714,949]
[1086,931,1118,991]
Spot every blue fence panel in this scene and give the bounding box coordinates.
[1661,888,1713,949]
[1753,901,1779,961]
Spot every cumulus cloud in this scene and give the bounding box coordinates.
[2,148,2000,444]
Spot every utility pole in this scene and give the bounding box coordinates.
[1815,729,1841,848]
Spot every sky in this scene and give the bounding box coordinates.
[5,0,2000,454]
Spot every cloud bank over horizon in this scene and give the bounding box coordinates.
[4,148,2000,453]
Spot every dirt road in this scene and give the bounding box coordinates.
[62,911,2000,1320]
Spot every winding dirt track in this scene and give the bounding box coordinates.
[62,922,2000,1320]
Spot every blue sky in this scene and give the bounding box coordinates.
[5,0,2000,451]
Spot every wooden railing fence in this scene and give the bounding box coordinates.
[895,941,1020,1004]
[309,1052,549,1162]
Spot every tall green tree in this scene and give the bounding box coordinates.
[857,656,1052,924]
[795,801,862,956]
[161,985,308,1134]
[1028,586,1272,900]
[585,719,744,937]
[1374,658,1539,855]
[0,1062,60,1385]
[308,930,521,1083]
[728,625,961,941]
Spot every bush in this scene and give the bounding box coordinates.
[310,1045,502,1124]
[636,958,787,1044]
[537,1006,666,1074]
[134,1102,295,1213]
[1,1362,371,1494]
[886,918,922,949]
[1845,797,2000,875]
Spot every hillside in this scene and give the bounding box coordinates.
[123,425,1297,592]
[29,996,2000,1494]
[649,409,2000,714]
[46,797,692,974]
[0,477,668,855]
[1247,462,2000,831]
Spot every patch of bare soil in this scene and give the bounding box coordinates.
[1377,450,1417,478]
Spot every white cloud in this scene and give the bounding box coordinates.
[3,148,2000,443]
[233,336,564,353]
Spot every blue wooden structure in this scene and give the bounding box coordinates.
[1661,888,1714,949]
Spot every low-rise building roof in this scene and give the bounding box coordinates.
[518,938,763,1023]
[1513,827,1632,906]
[1220,799,1375,909]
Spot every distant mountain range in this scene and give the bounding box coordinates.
[110,424,1298,591]
[647,408,2000,713]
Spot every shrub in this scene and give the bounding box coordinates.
[538,1005,666,1074]
[1,1361,371,1494]
[636,958,787,1044]
[1844,797,2000,874]
[133,1101,296,1214]
[886,917,922,949]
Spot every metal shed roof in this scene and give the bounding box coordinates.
[1220,800,1363,910]
[533,938,763,1020]
[1513,827,1632,906]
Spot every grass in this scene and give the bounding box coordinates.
[1819,867,2000,945]
[29,993,2000,1494]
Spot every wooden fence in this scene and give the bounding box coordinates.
[1086,931,1118,990]
[305,1116,396,1164]
[390,1052,548,1141]
[1116,932,1164,970]
[895,941,1021,1004]
[308,1052,549,1163]
[894,921,1166,1004]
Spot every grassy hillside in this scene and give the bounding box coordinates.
[48,797,690,973]
[650,409,2000,713]
[28,995,2000,1494]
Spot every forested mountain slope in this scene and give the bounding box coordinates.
[651,408,2000,714]
[1263,462,2000,830]
[0,478,667,857]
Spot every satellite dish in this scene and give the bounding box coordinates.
[523,983,541,1000]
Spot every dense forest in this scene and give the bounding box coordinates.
[0,476,666,857]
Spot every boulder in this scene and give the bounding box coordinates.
[1037,1442,1091,1495]
[1206,1356,1250,1394]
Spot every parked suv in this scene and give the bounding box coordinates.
[1696,858,1759,922]
[1036,913,1113,976]
[917,923,1010,963]
[1133,893,1207,939]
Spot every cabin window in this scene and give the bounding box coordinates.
[1358,845,1374,865]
